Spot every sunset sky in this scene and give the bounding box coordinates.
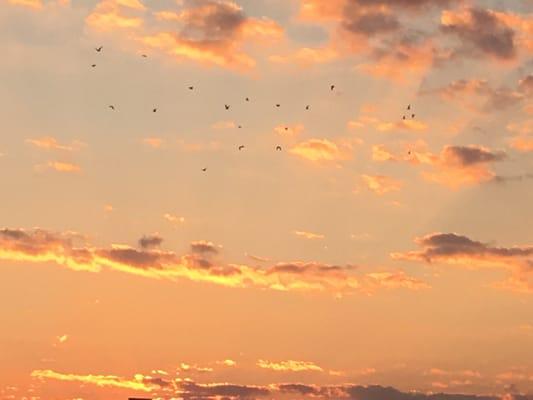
[0,0,532,399]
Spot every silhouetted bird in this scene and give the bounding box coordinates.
[108,105,115,110]
[402,116,406,120]
[330,85,335,91]
[91,64,96,68]
[238,145,245,151]
[95,46,103,52]
[285,127,289,131]
[225,105,230,110]
[411,114,415,119]
[407,104,411,110]
[238,125,242,129]
[245,97,250,102]
[276,104,280,108]
[188,86,194,90]
[276,146,282,151]
[202,167,207,172]
[153,108,157,113]
[306,105,310,110]
[141,54,147,58]
[408,151,412,155]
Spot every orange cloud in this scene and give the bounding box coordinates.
[86,0,145,31]
[0,228,428,296]
[373,143,507,188]
[356,40,440,83]
[290,139,352,163]
[142,137,163,148]
[361,175,402,195]
[87,0,283,71]
[36,161,81,173]
[26,137,85,151]
[510,137,533,152]
[422,146,506,188]
[293,230,325,240]
[507,120,533,152]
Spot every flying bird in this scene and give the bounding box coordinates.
[95,46,103,52]
[141,54,147,58]
[411,114,415,119]
[330,85,335,91]
[91,64,96,68]
[407,104,411,110]
[238,125,242,129]
[402,116,406,120]
[245,97,250,102]
[276,146,282,151]
[153,108,157,113]
[305,105,310,110]
[275,104,280,108]
[202,167,207,172]
[108,105,115,110]
[188,86,194,90]
[225,104,230,110]
[238,145,245,151]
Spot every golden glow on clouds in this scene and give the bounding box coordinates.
[31,370,154,391]
[290,139,351,163]
[0,228,428,295]
[257,359,323,372]
[361,175,402,196]
[293,230,325,240]
[86,0,283,71]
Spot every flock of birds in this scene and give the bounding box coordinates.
[91,46,417,171]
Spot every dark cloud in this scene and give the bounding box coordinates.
[443,146,506,167]
[96,248,176,269]
[139,234,163,249]
[441,7,516,60]
[404,233,533,262]
[179,0,246,42]
[342,8,400,36]
[179,381,270,399]
[190,240,220,256]
[420,77,528,112]
[267,262,353,275]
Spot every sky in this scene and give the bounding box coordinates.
[0,0,532,399]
